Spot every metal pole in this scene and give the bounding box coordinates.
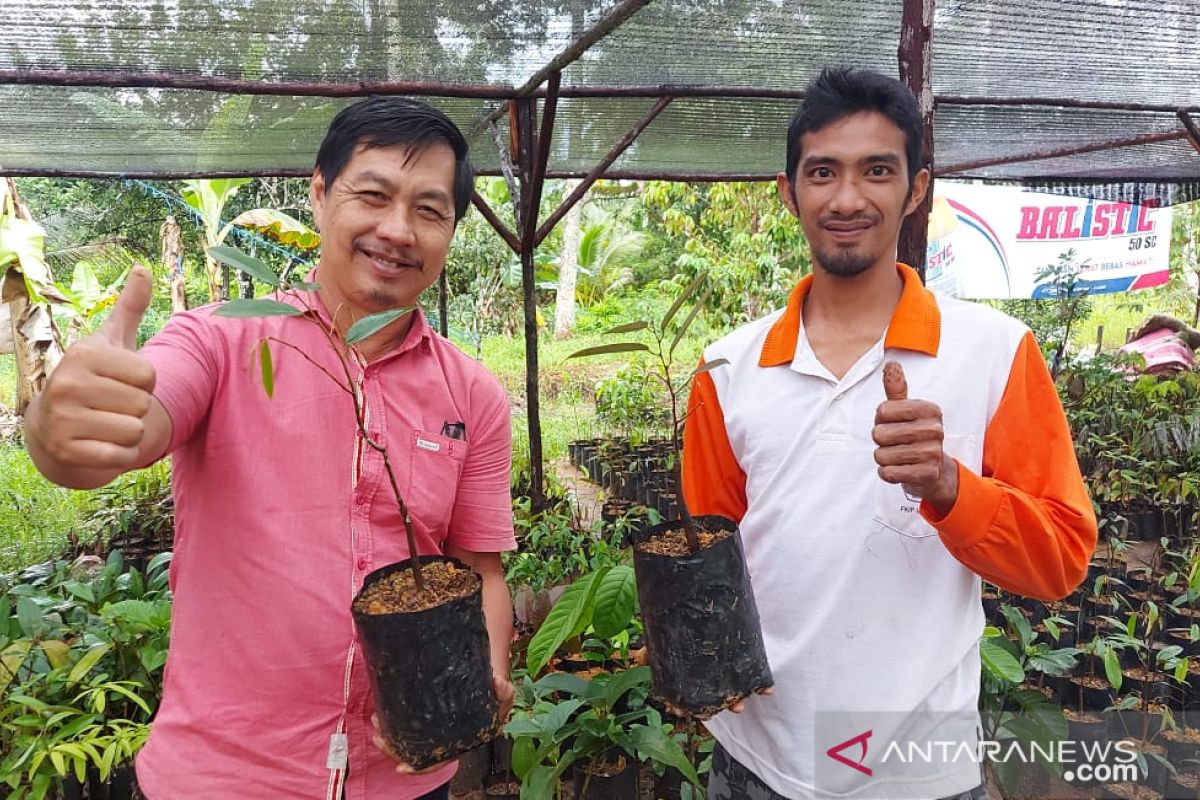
[470,191,520,254]
[935,130,1191,176]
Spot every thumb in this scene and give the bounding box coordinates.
[97,265,153,350]
[882,360,908,401]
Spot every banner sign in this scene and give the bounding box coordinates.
[925,182,1174,299]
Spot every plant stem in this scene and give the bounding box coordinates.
[654,331,699,553]
[283,291,426,590]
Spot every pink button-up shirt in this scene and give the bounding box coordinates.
[136,291,515,799]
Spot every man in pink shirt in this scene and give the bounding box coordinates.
[25,98,516,799]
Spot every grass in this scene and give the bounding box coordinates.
[0,441,95,574]
[478,311,710,465]
[1071,283,1198,353]
[0,355,14,410]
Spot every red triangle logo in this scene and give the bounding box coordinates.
[826,729,873,776]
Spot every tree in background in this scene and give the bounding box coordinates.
[637,181,809,329]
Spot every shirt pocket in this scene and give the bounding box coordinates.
[872,434,977,538]
[405,430,467,535]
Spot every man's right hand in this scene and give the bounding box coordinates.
[26,265,164,488]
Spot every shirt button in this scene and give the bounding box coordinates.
[354,493,366,505]
[357,558,368,571]
[371,432,383,444]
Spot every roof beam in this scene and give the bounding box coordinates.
[533,96,672,247]
[936,130,1191,176]
[469,191,520,254]
[1179,110,1200,157]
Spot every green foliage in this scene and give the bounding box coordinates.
[1,551,171,796]
[505,667,700,800]
[0,445,94,574]
[594,363,670,443]
[979,605,1076,794]
[639,181,808,329]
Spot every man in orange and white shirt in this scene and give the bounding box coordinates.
[682,68,1097,800]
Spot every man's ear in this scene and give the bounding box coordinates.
[904,168,931,217]
[776,172,799,218]
[309,169,326,231]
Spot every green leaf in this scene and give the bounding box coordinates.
[259,340,274,399]
[669,286,713,356]
[1000,605,1034,650]
[345,308,413,344]
[1175,659,1188,683]
[70,262,102,307]
[980,638,1025,684]
[604,321,649,335]
[599,666,652,709]
[16,597,42,636]
[691,358,730,379]
[526,569,609,677]
[68,643,112,684]
[207,245,279,286]
[214,298,303,318]
[539,698,584,739]
[590,566,637,639]
[661,272,708,331]
[533,672,590,697]
[564,342,650,360]
[631,724,701,787]
[521,764,557,800]
[504,718,544,737]
[511,736,537,779]
[1103,647,1123,693]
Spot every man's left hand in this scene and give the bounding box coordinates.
[872,361,958,516]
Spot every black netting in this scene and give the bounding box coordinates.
[3,0,1200,198]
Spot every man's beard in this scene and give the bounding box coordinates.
[813,246,875,278]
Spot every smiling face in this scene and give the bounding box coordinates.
[310,142,457,320]
[778,110,929,279]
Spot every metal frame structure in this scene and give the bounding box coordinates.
[6,0,1200,508]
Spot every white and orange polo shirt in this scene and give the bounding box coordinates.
[682,263,1096,798]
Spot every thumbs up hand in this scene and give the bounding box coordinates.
[26,265,159,479]
[871,361,959,515]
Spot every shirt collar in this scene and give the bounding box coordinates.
[757,262,941,367]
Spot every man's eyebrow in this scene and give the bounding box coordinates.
[863,153,903,166]
[414,188,452,207]
[349,170,395,191]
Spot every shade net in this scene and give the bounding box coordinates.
[2,0,1200,201]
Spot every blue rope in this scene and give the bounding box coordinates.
[125,179,314,266]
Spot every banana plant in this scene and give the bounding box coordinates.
[180,179,319,302]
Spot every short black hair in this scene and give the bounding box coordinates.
[314,97,475,223]
[785,67,924,186]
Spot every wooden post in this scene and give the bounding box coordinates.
[514,96,545,512]
[1095,325,1104,354]
[161,215,188,313]
[897,0,935,281]
[437,270,449,338]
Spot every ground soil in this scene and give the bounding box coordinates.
[354,560,480,614]
[637,527,731,557]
